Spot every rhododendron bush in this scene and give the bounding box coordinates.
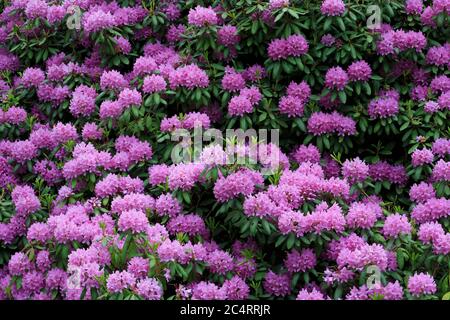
[0,0,449,301]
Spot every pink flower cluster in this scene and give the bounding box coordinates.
[368,90,400,118]
[377,30,427,55]
[0,0,449,302]
[268,34,309,60]
[307,111,357,136]
[278,81,311,117]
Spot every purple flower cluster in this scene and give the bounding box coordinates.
[411,148,434,166]
[342,158,369,184]
[222,68,246,92]
[407,273,437,297]
[369,161,407,184]
[347,60,372,82]
[169,64,209,89]
[368,90,400,118]
[377,30,427,55]
[228,86,262,116]
[69,85,97,117]
[320,0,346,16]
[346,282,403,300]
[278,81,311,117]
[214,169,263,202]
[426,44,450,67]
[406,0,424,15]
[218,25,240,47]
[291,144,321,164]
[188,6,218,27]
[382,214,412,238]
[0,0,449,302]
[160,112,211,132]
[0,106,27,125]
[307,111,357,136]
[268,34,309,60]
[324,66,348,91]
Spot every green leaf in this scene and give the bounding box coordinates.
[371,75,382,81]
[286,233,296,249]
[338,91,347,103]
[182,192,191,204]
[334,285,343,299]
[275,235,286,247]
[337,17,345,31]
[397,251,404,269]
[324,18,332,31]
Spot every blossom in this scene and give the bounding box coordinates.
[382,214,411,238]
[242,65,266,81]
[321,34,336,46]
[411,198,450,223]
[347,60,372,82]
[118,210,149,233]
[421,7,436,27]
[408,273,437,296]
[307,111,357,136]
[188,6,218,26]
[114,36,131,54]
[342,158,369,183]
[325,67,349,90]
[106,271,136,293]
[228,95,253,116]
[406,0,423,15]
[142,75,167,94]
[418,222,444,244]
[82,123,103,141]
[12,185,40,215]
[321,0,346,16]
[168,163,205,191]
[368,90,400,118]
[136,278,162,300]
[166,24,185,43]
[167,214,206,237]
[222,276,249,300]
[278,95,305,117]
[346,282,403,300]
[169,64,209,89]
[411,148,434,166]
[284,249,317,273]
[268,34,308,60]
[222,70,246,92]
[263,271,291,296]
[218,25,240,46]
[83,9,117,33]
[214,170,263,202]
[426,45,449,66]
[269,0,290,10]
[369,162,407,184]
[206,250,234,275]
[25,0,48,19]
[100,70,128,91]
[409,182,435,203]
[337,243,388,271]
[0,0,449,302]
[291,144,321,164]
[21,68,45,88]
[297,288,327,300]
[346,202,378,229]
[118,88,142,108]
[8,252,32,276]
[69,85,97,117]
[133,56,157,76]
[191,282,227,300]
